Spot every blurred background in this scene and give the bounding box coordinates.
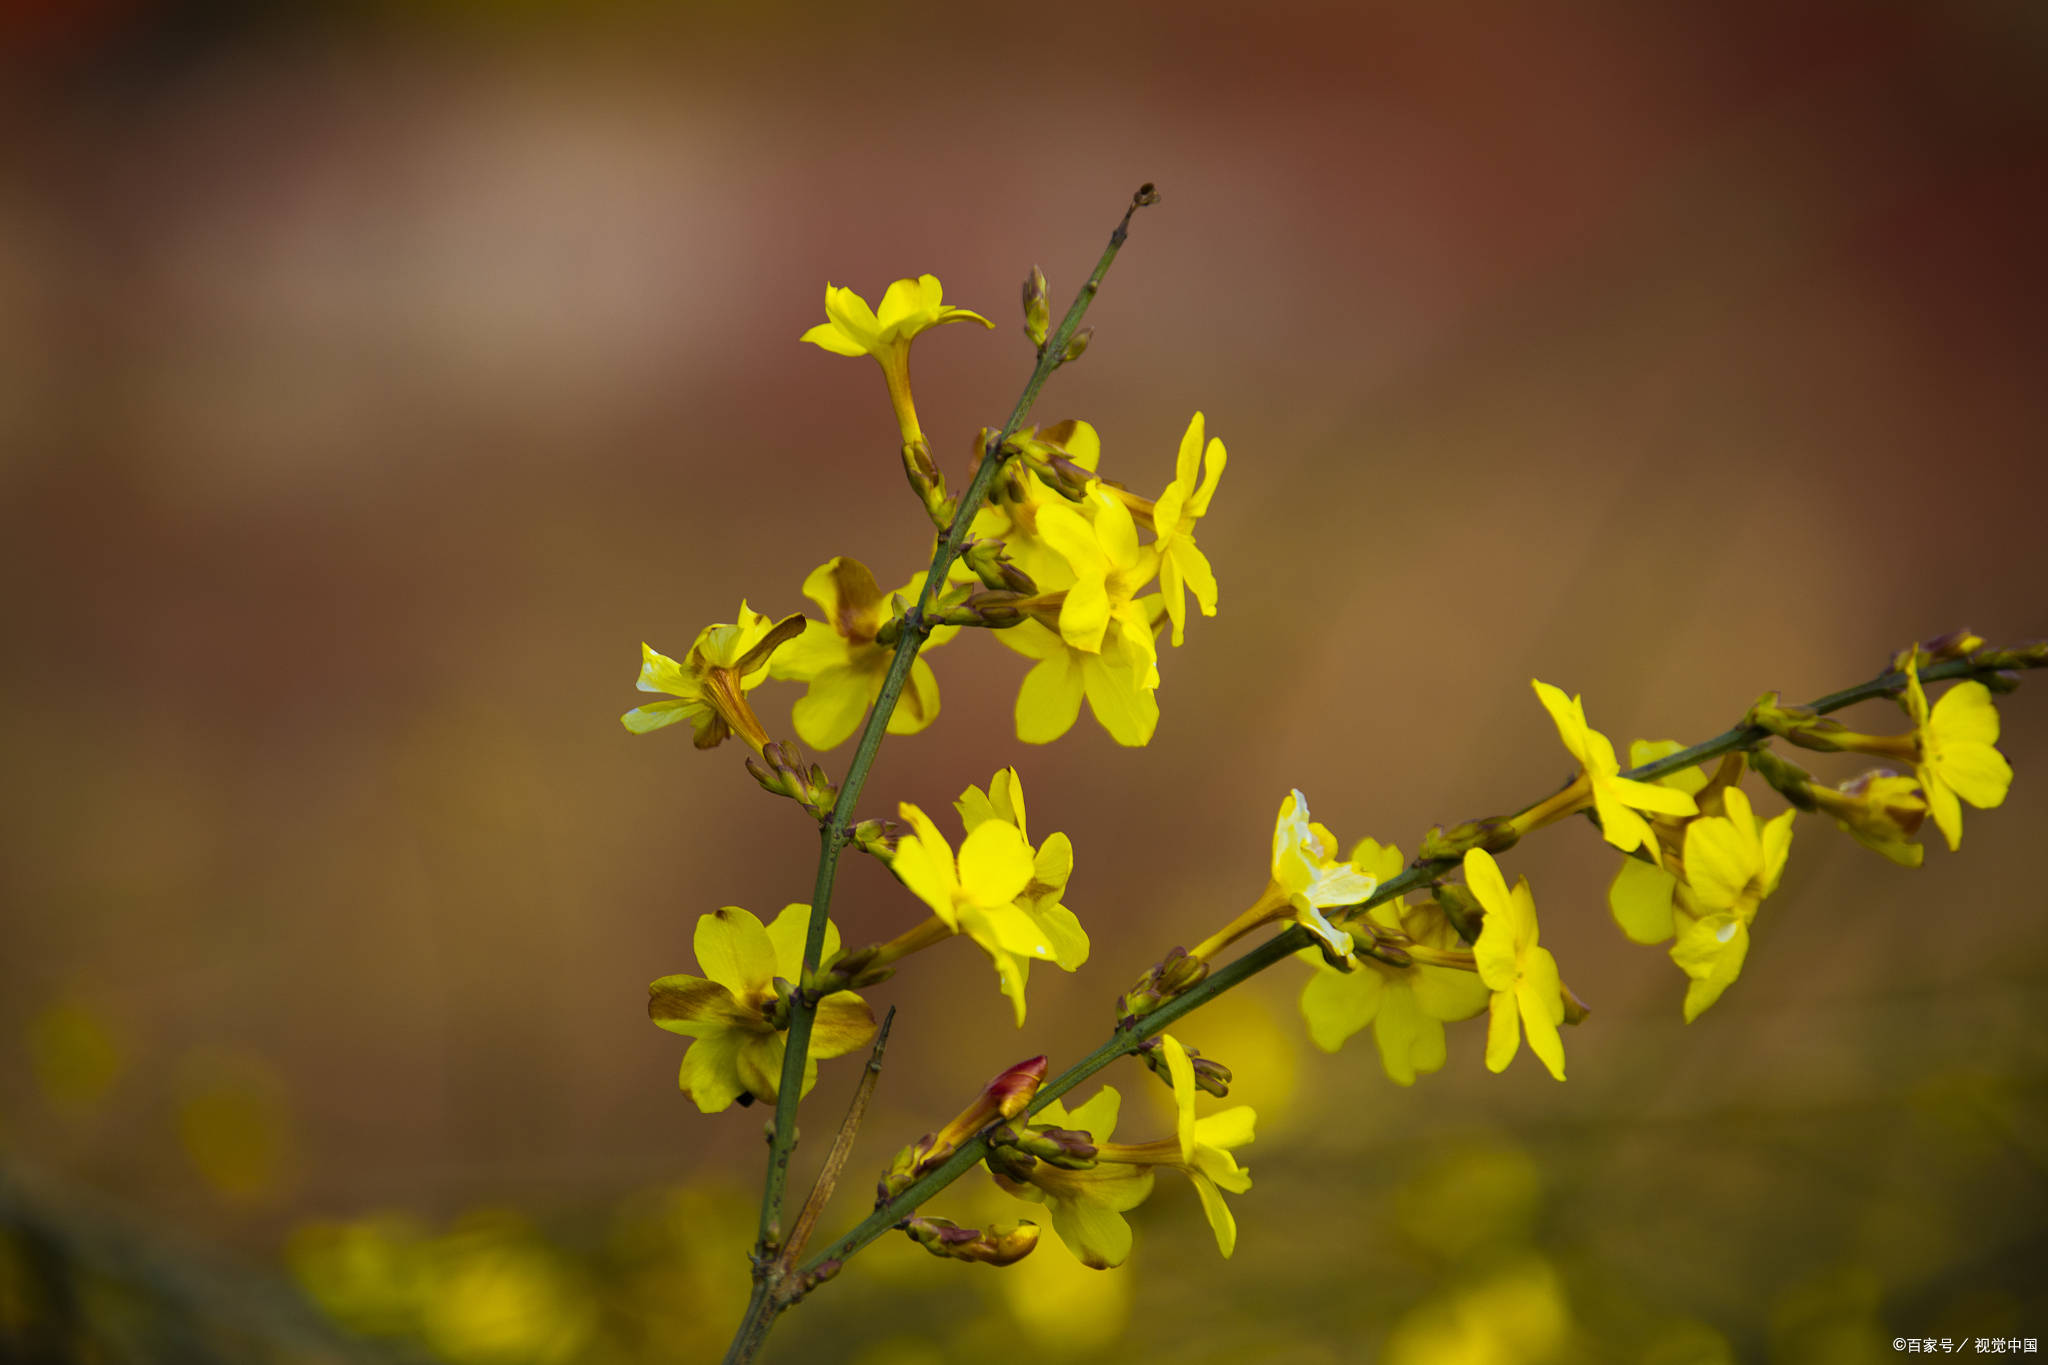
[4,1,2046,1361]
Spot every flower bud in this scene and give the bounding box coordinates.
[1418,816,1521,862]
[1060,326,1093,363]
[1117,947,1210,1022]
[1139,1038,1231,1097]
[903,1216,1041,1266]
[990,1122,1099,1170]
[1021,265,1051,350]
[1434,884,1484,944]
[1891,629,1986,673]
[879,1057,1050,1201]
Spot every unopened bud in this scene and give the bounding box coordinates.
[962,539,1038,596]
[1747,692,1851,752]
[1435,884,1483,944]
[1560,981,1592,1026]
[1749,747,1820,812]
[1117,947,1209,1022]
[1022,266,1050,350]
[1418,816,1521,862]
[990,1122,1098,1170]
[1139,1038,1231,1098]
[1971,639,2048,672]
[1892,629,1986,673]
[880,1056,1050,1201]
[903,1216,1040,1266]
[1060,327,1093,363]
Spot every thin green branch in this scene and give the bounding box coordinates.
[725,185,1159,1365]
[792,651,2035,1279]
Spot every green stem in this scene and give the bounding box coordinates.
[790,650,2035,1280]
[724,185,1158,1365]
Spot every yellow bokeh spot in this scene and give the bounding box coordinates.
[1395,1141,1543,1263]
[27,998,123,1112]
[1382,1256,1572,1365]
[999,1233,1133,1353]
[419,1212,596,1365]
[176,1049,295,1203]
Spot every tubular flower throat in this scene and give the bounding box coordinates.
[800,274,992,444]
[647,905,876,1114]
[623,603,805,753]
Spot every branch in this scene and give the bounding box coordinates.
[726,184,1160,1365]
[791,649,2039,1279]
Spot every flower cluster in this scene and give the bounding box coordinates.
[614,234,2036,1348]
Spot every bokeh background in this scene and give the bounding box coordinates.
[4,1,2047,1362]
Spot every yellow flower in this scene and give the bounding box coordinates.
[992,1086,1155,1269]
[891,800,1064,1025]
[1189,790,1377,968]
[1668,787,1794,1021]
[1466,849,1566,1081]
[1150,412,1225,647]
[1530,681,1699,862]
[1903,658,2013,851]
[765,557,956,750]
[622,603,804,753]
[1298,840,1489,1085]
[1152,1035,1256,1257]
[648,905,876,1113]
[800,274,991,444]
[954,768,1089,973]
[1000,601,1165,748]
[1033,486,1162,667]
[1603,739,1721,945]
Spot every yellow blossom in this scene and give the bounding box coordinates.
[1298,840,1489,1084]
[1033,485,1162,669]
[622,603,804,753]
[1903,658,2013,851]
[1669,787,1794,1021]
[1466,849,1566,1081]
[1150,412,1225,647]
[1000,600,1166,748]
[954,768,1088,975]
[648,905,876,1113]
[1530,681,1698,861]
[891,800,1066,1024]
[992,1086,1155,1269]
[766,557,956,750]
[800,275,991,444]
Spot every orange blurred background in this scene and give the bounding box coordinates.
[3,2,2046,1362]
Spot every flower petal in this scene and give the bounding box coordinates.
[1299,966,1383,1053]
[1161,1034,1197,1165]
[647,975,750,1037]
[810,994,879,1058]
[763,903,838,984]
[1016,651,1087,744]
[958,821,1035,907]
[677,1032,749,1113]
[1081,656,1159,747]
[695,907,777,996]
